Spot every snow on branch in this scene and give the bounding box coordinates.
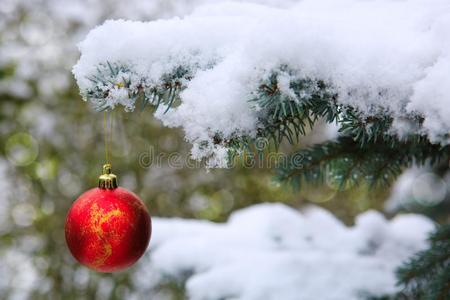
[136,203,434,299]
[73,0,450,166]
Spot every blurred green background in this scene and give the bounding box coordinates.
[0,1,440,299]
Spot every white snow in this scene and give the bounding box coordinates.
[135,203,434,300]
[0,0,295,99]
[73,0,450,166]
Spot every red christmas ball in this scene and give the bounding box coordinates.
[65,187,151,272]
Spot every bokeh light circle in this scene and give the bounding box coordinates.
[5,133,39,166]
[411,173,447,207]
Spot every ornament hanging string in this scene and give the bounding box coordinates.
[103,110,113,165]
[99,110,117,189]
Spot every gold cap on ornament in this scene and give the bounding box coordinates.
[98,164,118,189]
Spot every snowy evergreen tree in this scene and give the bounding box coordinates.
[73,1,450,298]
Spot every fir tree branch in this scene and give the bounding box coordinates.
[394,224,450,300]
[83,62,190,112]
[276,137,450,190]
[80,62,450,188]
